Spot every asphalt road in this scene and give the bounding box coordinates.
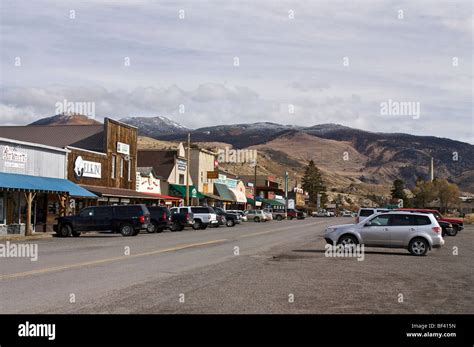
[0,218,472,314]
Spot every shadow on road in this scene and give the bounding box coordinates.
[293,249,412,256]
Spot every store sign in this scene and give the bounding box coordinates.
[177,159,187,171]
[137,173,161,194]
[191,188,197,198]
[2,146,27,168]
[117,142,130,155]
[74,156,101,179]
[207,170,219,179]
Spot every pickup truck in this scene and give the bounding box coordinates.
[214,207,241,227]
[170,206,218,230]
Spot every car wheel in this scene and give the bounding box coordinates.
[120,223,134,237]
[408,238,428,256]
[147,221,158,233]
[254,217,260,223]
[337,234,358,250]
[276,215,282,221]
[446,228,457,237]
[170,221,180,232]
[193,220,202,230]
[200,224,208,230]
[71,230,81,237]
[57,224,72,237]
[226,219,235,227]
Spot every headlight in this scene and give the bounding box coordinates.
[326,227,337,233]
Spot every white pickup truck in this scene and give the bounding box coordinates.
[170,206,218,230]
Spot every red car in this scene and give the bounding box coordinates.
[395,208,464,232]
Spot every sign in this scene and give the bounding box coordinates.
[191,188,197,198]
[207,170,219,179]
[2,146,27,169]
[247,182,254,187]
[117,142,130,155]
[177,159,187,171]
[74,156,101,179]
[288,199,295,209]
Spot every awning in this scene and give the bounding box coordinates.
[169,184,205,199]
[202,192,223,201]
[229,187,247,203]
[80,185,161,200]
[259,198,285,206]
[0,172,97,198]
[141,192,182,201]
[246,197,255,205]
[214,183,235,202]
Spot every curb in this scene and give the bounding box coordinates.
[0,233,54,241]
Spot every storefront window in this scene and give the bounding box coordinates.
[111,155,116,179]
[120,158,124,178]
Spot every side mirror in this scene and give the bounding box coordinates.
[364,221,372,227]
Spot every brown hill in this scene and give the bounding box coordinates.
[29,114,101,126]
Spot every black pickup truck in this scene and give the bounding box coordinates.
[214,207,241,227]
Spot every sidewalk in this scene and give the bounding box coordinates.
[0,232,54,241]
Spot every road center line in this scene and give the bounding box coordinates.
[238,220,327,238]
[0,239,227,281]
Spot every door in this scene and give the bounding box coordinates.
[94,207,112,231]
[359,214,391,246]
[76,208,95,231]
[389,214,421,247]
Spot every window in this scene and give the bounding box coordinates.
[95,207,111,218]
[111,155,116,179]
[179,208,188,214]
[127,158,132,181]
[390,214,413,226]
[191,207,210,214]
[366,214,390,226]
[414,215,431,225]
[360,209,375,217]
[79,208,94,217]
[179,174,185,185]
[120,158,124,178]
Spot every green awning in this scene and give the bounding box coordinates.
[214,183,235,202]
[169,184,205,199]
[261,198,284,206]
[246,197,255,205]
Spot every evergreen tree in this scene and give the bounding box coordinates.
[302,160,327,207]
[390,179,408,206]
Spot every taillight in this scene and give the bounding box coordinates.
[139,215,145,224]
[186,213,190,221]
[162,212,167,220]
[432,226,441,233]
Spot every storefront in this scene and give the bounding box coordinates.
[136,168,182,206]
[168,184,204,206]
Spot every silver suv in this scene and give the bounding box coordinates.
[324,212,444,256]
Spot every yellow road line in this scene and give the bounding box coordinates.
[239,221,324,238]
[0,239,227,281]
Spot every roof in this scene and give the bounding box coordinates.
[137,150,177,179]
[136,166,162,178]
[80,185,162,200]
[0,172,97,198]
[0,125,104,150]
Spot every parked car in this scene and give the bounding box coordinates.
[263,208,287,221]
[168,208,194,231]
[263,210,273,221]
[171,206,218,230]
[54,204,150,237]
[341,211,352,217]
[324,211,444,256]
[313,209,330,217]
[228,210,247,222]
[245,209,268,222]
[287,208,305,220]
[356,208,390,223]
[395,208,464,232]
[146,206,171,233]
[214,207,241,227]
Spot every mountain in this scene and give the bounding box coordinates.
[29,114,101,125]
[119,116,189,137]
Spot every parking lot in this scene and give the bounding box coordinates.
[0,218,472,314]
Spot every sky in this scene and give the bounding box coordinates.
[0,0,473,143]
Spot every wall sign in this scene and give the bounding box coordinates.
[2,146,27,168]
[74,156,101,179]
[117,142,130,155]
[177,159,187,171]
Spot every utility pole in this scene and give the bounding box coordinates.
[284,171,288,216]
[252,159,257,209]
[186,133,190,206]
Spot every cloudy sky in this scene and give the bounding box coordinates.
[1,0,473,142]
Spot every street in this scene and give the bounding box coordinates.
[1,218,473,314]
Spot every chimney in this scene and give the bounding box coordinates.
[429,157,434,181]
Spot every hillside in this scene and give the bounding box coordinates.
[29,114,101,125]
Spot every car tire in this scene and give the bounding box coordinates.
[57,224,72,237]
[120,223,135,237]
[147,221,158,233]
[170,221,180,232]
[254,217,260,223]
[276,215,282,221]
[446,228,457,237]
[226,219,235,227]
[192,220,202,230]
[337,234,358,249]
[408,238,429,256]
[200,224,208,230]
[71,230,81,237]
